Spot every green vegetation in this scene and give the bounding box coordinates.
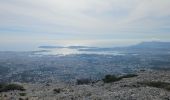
[76,79,91,85]
[138,81,170,91]
[0,83,25,92]
[103,74,138,83]
[102,75,121,83]
[19,93,27,96]
[53,88,62,94]
[120,74,138,78]
[19,98,24,100]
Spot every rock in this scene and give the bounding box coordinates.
[2,70,170,100]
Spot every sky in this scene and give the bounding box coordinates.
[0,0,170,50]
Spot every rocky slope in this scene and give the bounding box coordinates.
[1,70,170,100]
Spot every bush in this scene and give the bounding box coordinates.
[103,74,138,83]
[4,84,25,91]
[53,88,61,94]
[120,74,138,78]
[19,98,24,100]
[102,75,121,83]
[0,83,4,89]
[76,78,91,85]
[19,93,26,96]
[138,81,170,91]
[0,83,25,92]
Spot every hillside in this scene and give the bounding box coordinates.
[1,70,170,100]
[129,41,170,49]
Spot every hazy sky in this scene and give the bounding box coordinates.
[0,0,170,49]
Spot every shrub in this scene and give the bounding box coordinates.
[76,78,91,85]
[19,98,24,100]
[4,84,25,91]
[0,83,25,92]
[19,93,26,96]
[103,74,138,83]
[120,74,138,78]
[53,88,61,94]
[138,81,170,91]
[102,75,121,83]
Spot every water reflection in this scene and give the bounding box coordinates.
[33,47,125,56]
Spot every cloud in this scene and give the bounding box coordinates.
[0,0,170,41]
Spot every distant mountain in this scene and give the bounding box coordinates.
[129,41,170,49]
[39,42,170,52]
[67,46,91,49]
[39,45,96,49]
[78,41,170,52]
[39,46,64,49]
